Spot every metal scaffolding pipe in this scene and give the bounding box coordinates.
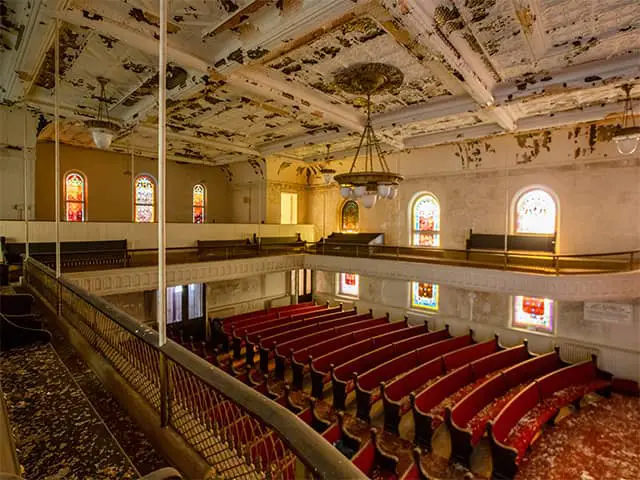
[23,110,29,258]
[157,0,168,346]
[54,17,61,279]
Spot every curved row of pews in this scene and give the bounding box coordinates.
[169,302,617,480]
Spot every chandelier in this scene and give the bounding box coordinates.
[613,84,640,155]
[86,77,119,149]
[319,144,336,184]
[332,63,404,208]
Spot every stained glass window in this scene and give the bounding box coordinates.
[341,200,359,232]
[512,296,554,334]
[193,184,205,224]
[338,272,359,298]
[412,194,440,246]
[135,175,155,223]
[65,172,85,222]
[411,282,439,311]
[515,189,556,234]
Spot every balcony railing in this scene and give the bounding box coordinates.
[23,258,365,480]
[307,242,640,275]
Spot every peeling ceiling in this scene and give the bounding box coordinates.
[1,0,639,167]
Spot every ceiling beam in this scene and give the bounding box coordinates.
[229,65,365,132]
[493,53,640,104]
[136,124,261,157]
[405,99,631,149]
[508,0,551,62]
[259,127,352,156]
[380,0,516,133]
[57,9,211,73]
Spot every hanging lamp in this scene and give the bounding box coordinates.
[332,63,403,208]
[86,77,119,149]
[613,84,640,155]
[319,144,336,184]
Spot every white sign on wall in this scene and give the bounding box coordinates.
[584,302,633,325]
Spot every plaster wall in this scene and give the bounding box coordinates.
[34,142,232,223]
[298,121,640,253]
[0,221,316,248]
[206,271,289,318]
[314,269,640,380]
[0,107,36,220]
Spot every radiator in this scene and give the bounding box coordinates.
[555,341,600,364]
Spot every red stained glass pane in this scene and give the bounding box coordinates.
[66,202,84,222]
[193,207,204,224]
[522,297,544,316]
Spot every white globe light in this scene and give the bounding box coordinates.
[91,127,115,150]
[614,133,640,155]
[339,186,353,199]
[361,192,377,208]
[377,184,392,198]
[353,185,367,198]
[387,186,398,199]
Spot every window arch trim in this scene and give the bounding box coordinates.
[64,171,87,222]
[410,192,441,247]
[511,185,559,236]
[134,174,156,223]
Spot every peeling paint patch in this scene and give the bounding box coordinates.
[515,130,552,164]
[247,46,269,60]
[227,48,244,64]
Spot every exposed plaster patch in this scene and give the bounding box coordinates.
[515,130,552,164]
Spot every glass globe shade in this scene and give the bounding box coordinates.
[377,184,392,198]
[322,172,335,184]
[91,127,115,150]
[614,134,640,155]
[353,185,367,198]
[339,186,353,199]
[387,186,398,199]
[361,192,378,208]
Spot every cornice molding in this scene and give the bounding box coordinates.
[303,255,640,302]
[65,253,639,301]
[65,255,304,296]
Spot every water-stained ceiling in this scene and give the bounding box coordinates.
[1,0,639,166]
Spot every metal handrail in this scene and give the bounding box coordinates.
[24,258,365,480]
[307,241,640,274]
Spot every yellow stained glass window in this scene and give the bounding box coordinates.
[65,172,85,222]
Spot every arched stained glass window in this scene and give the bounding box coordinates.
[515,189,556,234]
[341,200,359,232]
[411,282,439,311]
[65,172,85,222]
[135,175,155,223]
[412,193,440,247]
[193,184,205,224]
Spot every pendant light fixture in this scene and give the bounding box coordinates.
[332,63,404,208]
[319,144,336,184]
[613,84,640,155]
[86,77,119,149]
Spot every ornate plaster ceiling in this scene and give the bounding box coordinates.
[1,0,639,167]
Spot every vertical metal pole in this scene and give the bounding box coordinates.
[54,17,61,279]
[157,0,169,428]
[157,0,167,346]
[322,188,326,239]
[23,109,29,258]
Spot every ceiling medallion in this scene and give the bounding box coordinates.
[613,84,640,155]
[333,63,404,208]
[86,77,120,150]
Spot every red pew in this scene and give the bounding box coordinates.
[488,357,612,480]
[411,341,531,450]
[273,312,379,379]
[229,303,326,357]
[332,328,451,411]
[356,333,473,422]
[447,349,564,465]
[243,305,340,365]
[382,337,500,434]
[311,322,430,399]
[257,309,360,372]
[291,319,402,391]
